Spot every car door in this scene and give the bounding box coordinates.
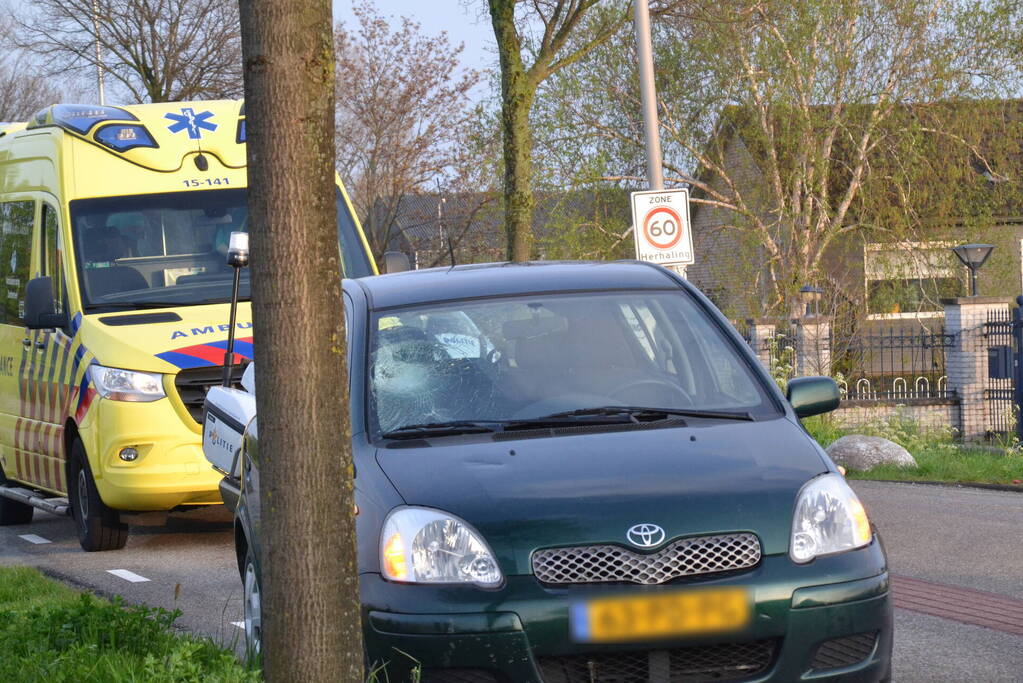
[30,202,72,493]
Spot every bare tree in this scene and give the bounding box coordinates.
[0,17,60,120]
[239,0,360,681]
[17,0,242,103]
[487,0,631,261]
[334,1,482,263]
[535,0,1020,314]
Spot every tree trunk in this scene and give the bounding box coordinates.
[238,1,361,681]
[501,84,536,262]
[490,0,535,262]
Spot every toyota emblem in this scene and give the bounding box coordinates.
[626,523,665,548]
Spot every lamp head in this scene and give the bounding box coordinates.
[951,243,994,270]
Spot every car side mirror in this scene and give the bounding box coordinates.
[786,376,840,418]
[383,251,410,274]
[23,277,67,330]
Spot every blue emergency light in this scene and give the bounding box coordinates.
[94,124,159,152]
[30,104,139,135]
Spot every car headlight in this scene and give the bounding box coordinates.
[88,365,166,402]
[790,473,872,563]
[380,506,503,587]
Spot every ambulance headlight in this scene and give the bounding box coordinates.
[89,365,166,402]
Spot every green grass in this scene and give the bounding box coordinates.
[0,566,259,683]
[844,444,1023,485]
[802,414,1023,486]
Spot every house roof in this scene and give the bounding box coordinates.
[375,189,632,253]
[690,98,1023,221]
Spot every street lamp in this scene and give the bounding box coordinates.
[799,285,823,317]
[951,243,995,297]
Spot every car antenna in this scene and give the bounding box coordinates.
[222,231,249,387]
[438,195,455,268]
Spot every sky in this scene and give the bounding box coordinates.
[332,1,496,73]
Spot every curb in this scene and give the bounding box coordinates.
[852,479,1023,493]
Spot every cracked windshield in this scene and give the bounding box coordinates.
[70,188,372,311]
[370,290,776,435]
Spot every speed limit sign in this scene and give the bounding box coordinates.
[630,188,694,267]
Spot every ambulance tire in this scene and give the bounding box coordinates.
[0,465,33,525]
[68,440,128,552]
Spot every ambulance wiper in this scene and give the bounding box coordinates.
[85,301,184,312]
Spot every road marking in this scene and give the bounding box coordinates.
[18,534,51,544]
[231,621,245,629]
[107,569,150,583]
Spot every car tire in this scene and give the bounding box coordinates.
[68,439,127,552]
[242,546,262,657]
[0,464,33,525]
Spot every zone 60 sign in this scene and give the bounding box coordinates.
[630,188,694,267]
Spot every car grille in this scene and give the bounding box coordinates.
[532,533,761,586]
[173,364,246,424]
[537,639,778,682]
[420,669,503,683]
[810,632,878,671]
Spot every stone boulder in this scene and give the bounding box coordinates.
[825,435,917,471]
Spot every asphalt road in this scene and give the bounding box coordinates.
[852,481,1023,682]
[0,481,1020,681]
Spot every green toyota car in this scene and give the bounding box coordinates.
[211,261,892,682]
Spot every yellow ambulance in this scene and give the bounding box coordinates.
[0,101,375,550]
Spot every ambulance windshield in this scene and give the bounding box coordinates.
[70,188,373,311]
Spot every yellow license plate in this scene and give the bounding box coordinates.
[570,587,750,643]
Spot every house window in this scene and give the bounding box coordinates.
[864,242,964,317]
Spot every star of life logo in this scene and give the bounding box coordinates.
[164,107,218,140]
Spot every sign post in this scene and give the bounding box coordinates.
[631,188,694,271]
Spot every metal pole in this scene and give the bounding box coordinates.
[632,1,687,278]
[222,266,241,387]
[970,266,978,297]
[633,0,663,191]
[92,0,106,105]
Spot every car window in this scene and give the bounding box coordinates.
[368,290,777,435]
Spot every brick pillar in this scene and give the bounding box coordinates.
[794,316,831,376]
[746,319,776,370]
[943,297,1012,441]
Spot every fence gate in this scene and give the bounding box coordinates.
[987,299,1023,441]
[984,310,1014,436]
[1015,298,1023,444]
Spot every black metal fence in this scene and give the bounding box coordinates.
[831,329,955,400]
[983,309,1015,434]
[735,321,956,401]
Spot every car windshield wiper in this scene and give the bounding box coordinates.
[380,420,504,439]
[543,406,754,421]
[380,412,638,439]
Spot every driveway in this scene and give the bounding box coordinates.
[0,481,1020,680]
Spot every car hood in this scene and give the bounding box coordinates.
[375,418,829,575]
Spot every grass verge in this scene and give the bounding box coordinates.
[0,565,259,682]
[803,414,1023,486]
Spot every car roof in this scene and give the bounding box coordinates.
[348,261,682,310]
